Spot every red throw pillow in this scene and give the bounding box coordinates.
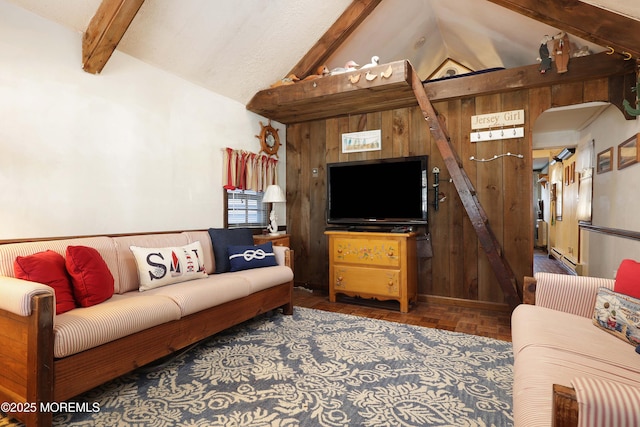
[65,246,114,307]
[614,259,640,300]
[14,250,77,315]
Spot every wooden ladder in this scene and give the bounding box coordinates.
[410,71,522,310]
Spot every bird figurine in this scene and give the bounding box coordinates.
[361,56,380,69]
[270,74,299,88]
[329,60,359,75]
[365,70,378,81]
[348,74,361,84]
[380,65,393,79]
[303,65,329,81]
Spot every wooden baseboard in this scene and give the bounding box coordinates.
[299,286,512,312]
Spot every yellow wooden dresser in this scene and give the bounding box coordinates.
[325,230,418,313]
[253,233,290,248]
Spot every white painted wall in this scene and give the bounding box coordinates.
[579,105,640,278]
[0,2,285,239]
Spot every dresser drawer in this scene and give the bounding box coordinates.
[333,238,401,267]
[253,234,290,247]
[326,231,417,313]
[333,266,400,297]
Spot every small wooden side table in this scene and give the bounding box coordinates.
[253,233,290,248]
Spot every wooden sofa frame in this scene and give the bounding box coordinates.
[523,276,579,427]
[0,251,294,427]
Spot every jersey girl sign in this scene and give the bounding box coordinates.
[471,109,524,142]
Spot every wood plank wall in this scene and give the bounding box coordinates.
[286,76,611,305]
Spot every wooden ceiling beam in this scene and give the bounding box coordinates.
[248,52,633,124]
[82,0,145,74]
[487,0,640,59]
[288,0,382,79]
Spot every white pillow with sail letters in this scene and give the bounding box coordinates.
[131,241,207,291]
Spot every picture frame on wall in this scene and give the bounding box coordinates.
[618,134,640,170]
[570,162,575,184]
[553,181,562,221]
[576,168,593,223]
[341,129,382,153]
[596,147,613,174]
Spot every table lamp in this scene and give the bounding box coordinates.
[262,184,286,235]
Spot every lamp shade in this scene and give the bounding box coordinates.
[262,185,286,203]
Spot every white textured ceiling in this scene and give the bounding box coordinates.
[6,0,640,135]
[327,0,607,80]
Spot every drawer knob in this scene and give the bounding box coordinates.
[337,276,343,282]
[337,249,343,254]
[388,280,394,286]
[387,251,394,257]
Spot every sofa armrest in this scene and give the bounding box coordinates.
[526,272,615,318]
[0,276,54,316]
[565,378,640,427]
[273,246,291,267]
[0,291,54,427]
[552,384,579,427]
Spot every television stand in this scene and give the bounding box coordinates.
[324,230,418,313]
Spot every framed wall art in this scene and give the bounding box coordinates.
[576,168,593,223]
[552,181,562,221]
[570,162,575,184]
[341,129,381,153]
[596,147,613,174]
[618,134,640,170]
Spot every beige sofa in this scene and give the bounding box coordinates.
[512,272,640,426]
[0,230,294,427]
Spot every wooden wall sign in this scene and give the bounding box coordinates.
[471,109,525,130]
[470,109,525,142]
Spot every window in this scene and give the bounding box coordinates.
[226,189,267,228]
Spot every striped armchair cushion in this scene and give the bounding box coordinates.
[534,272,615,318]
[572,377,640,427]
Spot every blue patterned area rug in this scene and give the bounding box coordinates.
[2,307,514,426]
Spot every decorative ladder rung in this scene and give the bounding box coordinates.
[410,70,521,310]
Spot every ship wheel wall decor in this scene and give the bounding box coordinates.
[256,120,280,157]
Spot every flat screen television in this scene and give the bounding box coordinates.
[327,156,428,226]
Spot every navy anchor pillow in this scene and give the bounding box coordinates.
[228,242,277,272]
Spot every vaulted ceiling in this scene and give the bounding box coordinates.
[7,0,640,129]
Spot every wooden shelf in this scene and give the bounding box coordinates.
[246,60,417,124]
[246,54,634,125]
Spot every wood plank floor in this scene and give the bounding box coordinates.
[293,288,513,342]
[293,251,573,342]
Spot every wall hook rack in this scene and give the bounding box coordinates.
[469,152,524,162]
[472,126,524,142]
[605,46,634,60]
